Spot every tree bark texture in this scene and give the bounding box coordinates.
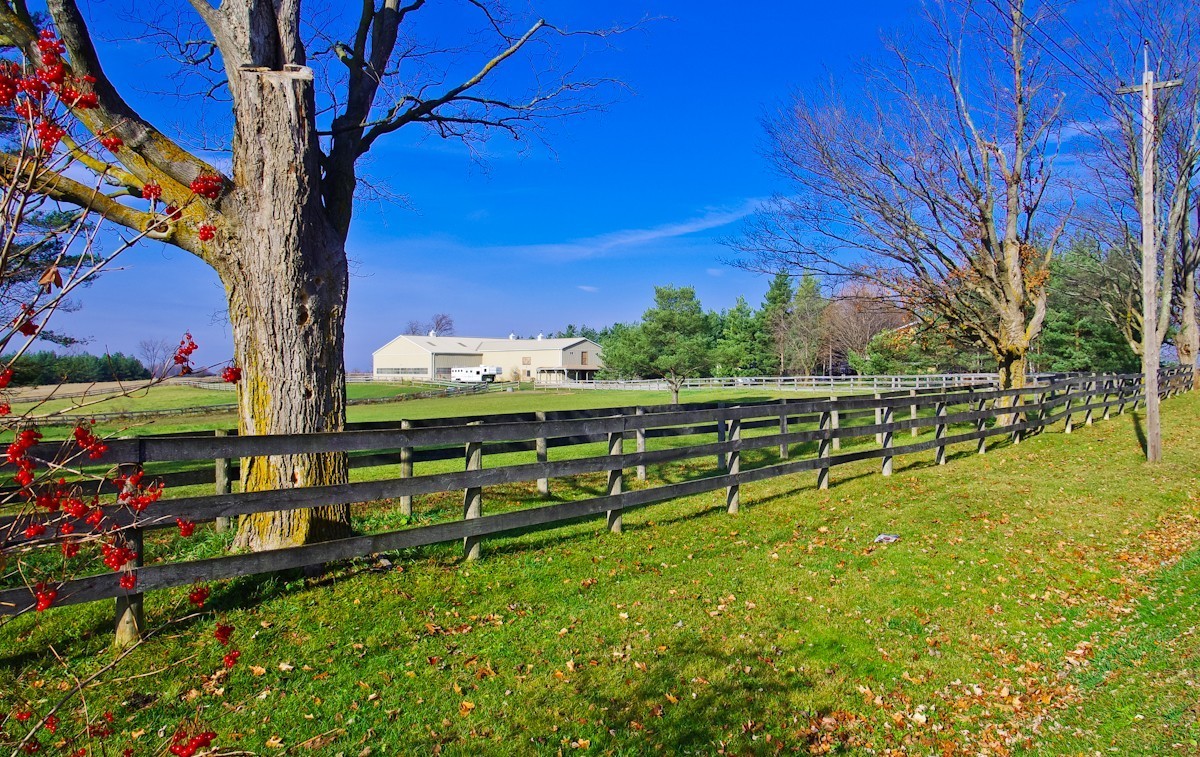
[223,66,351,551]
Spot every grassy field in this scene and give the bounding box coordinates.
[40,385,828,437]
[9,381,440,418]
[3,392,1200,755]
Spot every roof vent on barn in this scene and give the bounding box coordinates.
[428,330,436,337]
[509,333,516,340]
[537,333,544,340]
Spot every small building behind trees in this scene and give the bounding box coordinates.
[372,334,603,383]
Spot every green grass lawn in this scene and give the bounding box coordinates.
[10,381,439,419]
[3,392,1199,755]
[43,386,836,437]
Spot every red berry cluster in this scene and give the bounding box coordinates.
[197,223,216,242]
[84,711,115,738]
[7,427,43,487]
[113,468,164,512]
[169,729,217,757]
[173,331,198,375]
[0,403,11,415]
[23,522,45,539]
[72,421,108,459]
[34,582,57,611]
[220,365,241,383]
[222,649,240,669]
[61,539,79,558]
[176,517,195,537]
[119,572,137,590]
[213,622,234,645]
[101,541,136,571]
[0,31,101,155]
[188,584,211,609]
[141,181,162,201]
[33,120,64,151]
[189,173,223,199]
[98,132,122,151]
[0,368,14,388]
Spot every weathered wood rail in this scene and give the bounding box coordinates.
[0,369,1191,640]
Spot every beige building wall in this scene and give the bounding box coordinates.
[372,337,434,378]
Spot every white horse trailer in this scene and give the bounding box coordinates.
[451,366,503,383]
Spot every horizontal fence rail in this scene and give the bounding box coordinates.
[0,368,1191,637]
[547,372,1082,392]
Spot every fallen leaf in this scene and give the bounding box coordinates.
[459,701,476,717]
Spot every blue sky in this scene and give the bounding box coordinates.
[54,1,927,370]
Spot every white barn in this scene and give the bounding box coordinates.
[372,333,603,383]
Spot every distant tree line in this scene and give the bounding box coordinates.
[566,244,1143,402]
[2,352,150,387]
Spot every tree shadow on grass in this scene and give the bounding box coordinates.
[1132,411,1147,455]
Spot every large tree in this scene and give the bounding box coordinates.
[600,285,713,404]
[0,2,613,549]
[737,0,1066,407]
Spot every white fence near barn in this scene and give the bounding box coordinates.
[540,373,1037,392]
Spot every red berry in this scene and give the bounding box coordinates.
[222,650,240,668]
[142,182,162,201]
[214,622,234,645]
[177,518,196,537]
[119,572,137,590]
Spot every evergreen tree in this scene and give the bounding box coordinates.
[599,286,714,403]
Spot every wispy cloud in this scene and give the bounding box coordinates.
[499,199,764,262]
[577,285,599,293]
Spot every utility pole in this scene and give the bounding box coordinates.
[1116,44,1182,463]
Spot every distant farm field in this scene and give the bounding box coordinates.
[4,390,1200,755]
[28,384,847,437]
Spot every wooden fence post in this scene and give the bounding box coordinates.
[114,525,144,647]
[214,429,232,532]
[1063,388,1075,434]
[399,420,413,517]
[1084,378,1096,426]
[716,402,727,471]
[607,429,623,533]
[114,458,144,647]
[778,402,789,459]
[934,402,948,465]
[463,423,483,561]
[974,398,987,454]
[881,405,894,476]
[830,395,841,451]
[1102,378,1112,421]
[535,411,549,495]
[817,409,832,490]
[910,389,919,437]
[635,407,647,482]
[874,392,883,444]
[726,418,741,513]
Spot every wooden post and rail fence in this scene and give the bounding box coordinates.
[0,368,1191,645]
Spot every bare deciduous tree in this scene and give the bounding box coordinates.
[736,0,1067,414]
[136,338,176,376]
[0,2,621,549]
[1075,1,1200,378]
[820,283,908,367]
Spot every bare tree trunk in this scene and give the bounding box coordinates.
[223,67,351,551]
[994,350,1027,427]
[1179,273,1198,380]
